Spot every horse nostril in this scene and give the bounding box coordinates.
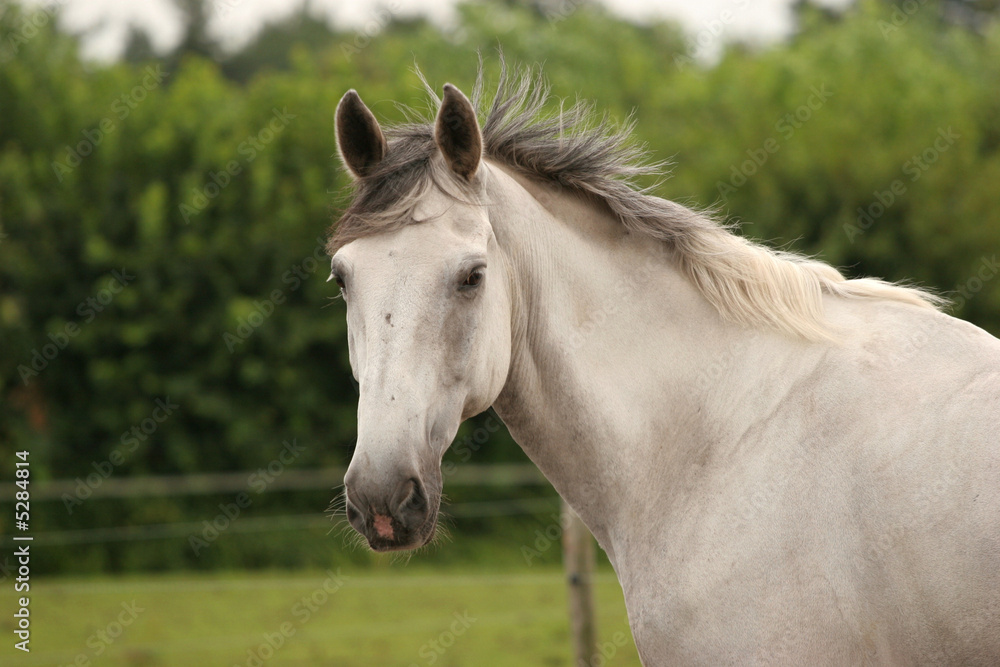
[396,478,427,518]
[343,468,358,493]
[405,486,426,511]
[345,499,363,525]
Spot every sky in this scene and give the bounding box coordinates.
[29,0,850,61]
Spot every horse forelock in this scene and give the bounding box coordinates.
[327,57,652,255]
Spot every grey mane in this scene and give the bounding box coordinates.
[329,60,943,341]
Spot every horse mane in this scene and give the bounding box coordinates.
[329,60,944,341]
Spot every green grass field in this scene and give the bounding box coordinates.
[3,566,641,666]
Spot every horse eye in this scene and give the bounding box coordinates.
[333,273,345,289]
[463,268,484,288]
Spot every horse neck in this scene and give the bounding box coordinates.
[483,162,824,556]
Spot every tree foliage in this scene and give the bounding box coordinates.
[0,0,997,571]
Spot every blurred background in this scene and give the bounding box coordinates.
[1,0,998,664]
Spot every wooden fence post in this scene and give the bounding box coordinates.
[562,498,597,667]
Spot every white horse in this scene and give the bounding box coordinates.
[328,65,1000,665]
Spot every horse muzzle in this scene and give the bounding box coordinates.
[343,472,439,551]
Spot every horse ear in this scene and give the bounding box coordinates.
[336,90,387,180]
[435,83,482,181]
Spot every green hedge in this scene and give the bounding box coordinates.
[1,0,998,572]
